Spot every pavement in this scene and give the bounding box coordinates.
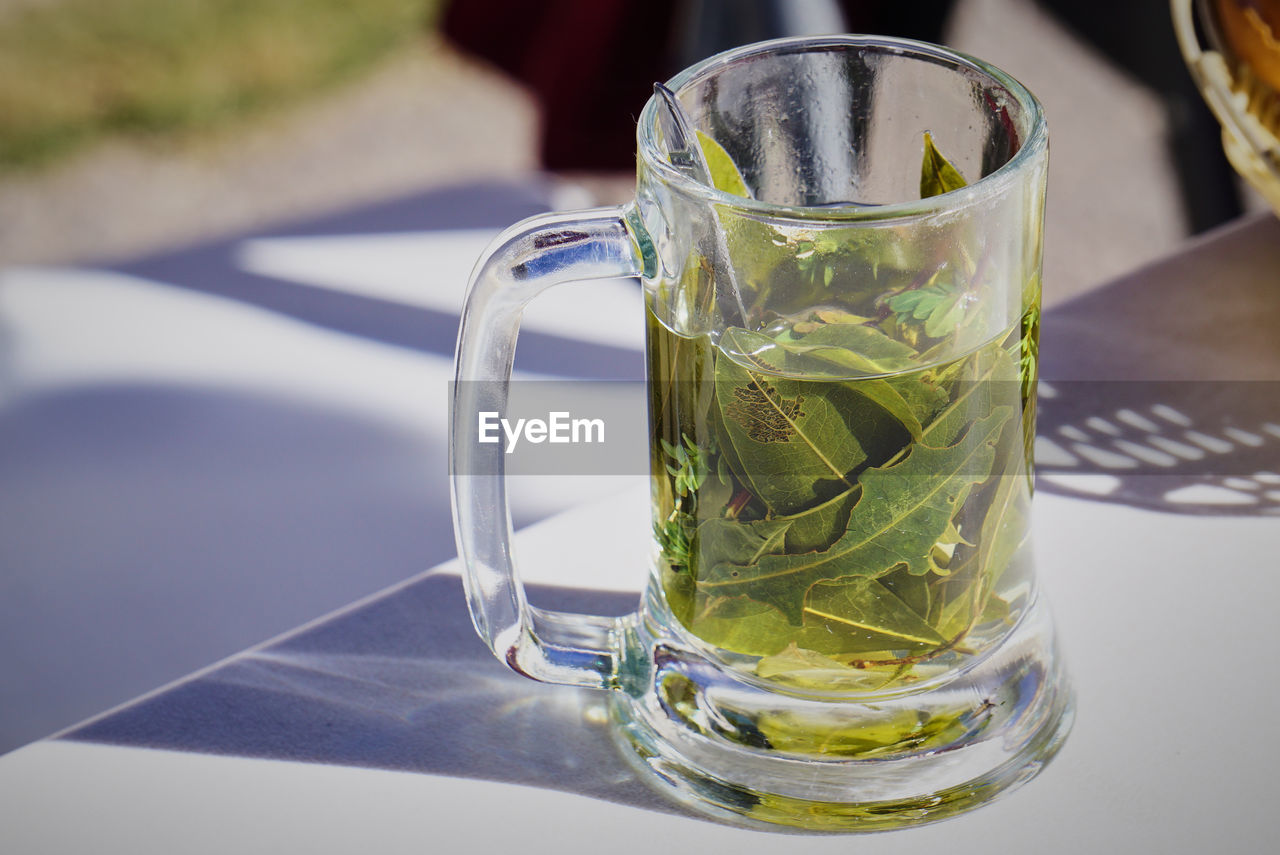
[0,35,542,269]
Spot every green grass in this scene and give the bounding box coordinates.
[0,0,440,170]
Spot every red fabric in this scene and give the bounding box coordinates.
[443,0,678,171]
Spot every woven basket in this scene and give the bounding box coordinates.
[1173,0,1280,212]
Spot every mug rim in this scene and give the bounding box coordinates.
[636,34,1047,223]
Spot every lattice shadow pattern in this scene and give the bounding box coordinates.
[1035,380,1280,516]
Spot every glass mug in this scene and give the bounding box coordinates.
[452,35,1072,831]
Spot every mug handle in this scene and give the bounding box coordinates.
[451,205,651,689]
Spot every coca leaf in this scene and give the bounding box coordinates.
[696,130,751,197]
[714,334,866,514]
[803,577,948,650]
[920,132,968,198]
[691,516,791,580]
[700,409,1009,622]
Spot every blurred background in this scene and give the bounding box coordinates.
[0,0,1274,755]
[0,0,1268,302]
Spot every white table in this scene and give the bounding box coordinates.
[1,486,1278,854]
[2,203,1278,852]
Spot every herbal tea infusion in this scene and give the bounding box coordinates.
[647,136,1038,692]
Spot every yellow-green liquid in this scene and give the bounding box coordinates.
[646,305,1036,689]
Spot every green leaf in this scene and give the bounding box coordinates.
[919,345,1018,448]
[696,129,751,197]
[929,470,1029,640]
[784,321,918,376]
[663,564,696,627]
[733,319,938,442]
[787,321,960,443]
[755,644,901,692]
[700,408,1010,622]
[716,324,921,468]
[655,512,694,570]
[689,585,941,662]
[980,591,1012,625]
[885,265,976,342]
[929,558,979,642]
[924,292,969,338]
[886,288,937,318]
[814,309,874,325]
[920,132,967,198]
[713,333,872,514]
[685,595,798,657]
[753,703,974,757]
[878,565,933,618]
[939,519,974,548]
[977,476,1031,585]
[661,434,711,498]
[691,516,791,579]
[803,577,948,649]
[776,485,861,553]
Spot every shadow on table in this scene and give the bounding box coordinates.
[1036,214,1280,516]
[107,180,644,381]
[62,572,686,818]
[1036,379,1280,515]
[0,178,647,753]
[0,382,464,755]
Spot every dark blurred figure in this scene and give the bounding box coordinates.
[443,0,955,171]
[442,0,678,171]
[444,0,1240,231]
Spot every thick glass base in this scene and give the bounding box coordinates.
[610,593,1073,832]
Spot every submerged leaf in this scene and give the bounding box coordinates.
[784,322,918,376]
[776,485,861,553]
[929,470,1030,640]
[885,266,975,342]
[692,516,791,579]
[803,578,948,650]
[700,408,1009,622]
[754,703,974,757]
[713,337,871,514]
[919,345,1019,448]
[755,644,899,692]
[878,565,932,619]
[686,595,798,657]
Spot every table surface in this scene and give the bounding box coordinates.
[1,184,1278,853]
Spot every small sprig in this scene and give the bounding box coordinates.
[1017,302,1040,395]
[794,237,839,288]
[662,435,711,498]
[655,513,693,572]
[886,268,973,339]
